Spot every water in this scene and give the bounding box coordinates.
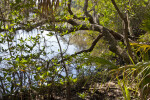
[0,28,78,89]
[0,28,99,94]
[1,29,76,57]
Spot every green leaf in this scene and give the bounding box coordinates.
[5,25,9,29]
[124,85,131,100]
[21,58,28,63]
[7,77,11,82]
[73,78,77,83]
[60,79,64,85]
[37,67,41,71]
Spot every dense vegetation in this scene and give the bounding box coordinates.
[0,0,150,100]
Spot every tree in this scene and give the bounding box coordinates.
[0,0,150,99]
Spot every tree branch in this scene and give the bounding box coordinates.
[83,0,95,24]
[111,0,125,20]
[67,0,85,20]
[111,0,134,63]
[0,18,65,32]
[58,33,103,63]
[0,19,48,32]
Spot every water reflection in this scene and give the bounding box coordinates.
[0,29,76,67]
[0,29,77,80]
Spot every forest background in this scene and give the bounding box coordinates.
[0,0,150,100]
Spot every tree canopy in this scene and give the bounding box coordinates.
[0,0,150,99]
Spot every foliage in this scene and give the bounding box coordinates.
[131,42,150,61]
[110,61,150,99]
[0,0,150,100]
